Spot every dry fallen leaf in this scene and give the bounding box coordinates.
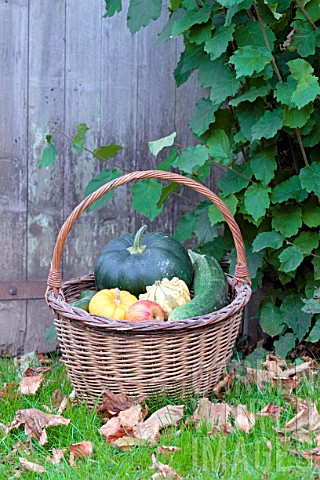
[244,368,274,388]
[208,422,233,438]
[212,371,234,398]
[19,375,44,395]
[69,441,93,467]
[99,416,128,443]
[19,457,46,473]
[186,398,231,429]
[291,443,320,467]
[282,402,320,443]
[10,408,70,445]
[150,453,183,480]
[133,405,184,444]
[112,436,145,451]
[0,382,19,400]
[37,353,52,365]
[46,448,66,464]
[232,404,255,434]
[96,390,136,417]
[257,403,283,417]
[262,353,286,375]
[266,440,272,451]
[157,445,181,457]
[51,389,68,414]
[23,367,51,377]
[118,405,146,429]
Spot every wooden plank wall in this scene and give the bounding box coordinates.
[0,1,221,355]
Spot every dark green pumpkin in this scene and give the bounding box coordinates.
[94,225,193,296]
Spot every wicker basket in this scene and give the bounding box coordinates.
[46,170,251,406]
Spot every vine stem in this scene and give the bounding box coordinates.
[253,2,309,167]
[50,124,199,208]
[285,240,320,259]
[295,0,317,30]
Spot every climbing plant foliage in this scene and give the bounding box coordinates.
[41,0,320,358]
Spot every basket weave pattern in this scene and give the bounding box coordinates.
[46,170,252,405]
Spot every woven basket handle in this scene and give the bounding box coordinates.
[47,170,250,295]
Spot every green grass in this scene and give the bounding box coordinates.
[1,355,320,479]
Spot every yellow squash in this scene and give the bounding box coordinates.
[89,288,138,320]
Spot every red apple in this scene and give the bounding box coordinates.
[125,300,165,322]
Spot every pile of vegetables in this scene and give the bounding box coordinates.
[72,225,229,322]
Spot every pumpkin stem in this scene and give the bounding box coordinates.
[114,288,122,304]
[127,225,147,255]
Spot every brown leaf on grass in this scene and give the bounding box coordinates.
[9,408,70,445]
[232,405,255,434]
[118,405,146,429]
[8,440,31,458]
[99,416,128,443]
[69,441,93,467]
[208,422,233,438]
[0,382,19,399]
[186,398,231,429]
[262,353,286,375]
[274,376,300,394]
[291,444,320,467]
[19,457,46,473]
[96,390,136,416]
[51,390,68,414]
[266,440,273,451]
[150,453,183,480]
[133,405,184,444]
[37,353,52,365]
[23,367,51,377]
[212,371,234,398]
[46,448,66,465]
[0,422,9,434]
[112,436,146,451]
[157,446,181,457]
[282,402,320,443]
[244,368,274,388]
[19,375,44,395]
[257,403,283,417]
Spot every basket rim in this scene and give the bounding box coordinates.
[47,273,252,333]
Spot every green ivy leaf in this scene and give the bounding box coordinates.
[244,184,271,222]
[218,165,251,195]
[283,103,313,128]
[195,203,219,243]
[251,109,283,141]
[229,85,270,107]
[279,246,304,273]
[300,163,320,197]
[272,205,302,237]
[274,333,296,358]
[274,77,297,108]
[93,144,123,162]
[83,169,122,212]
[174,43,205,86]
[260,301,285,337]
[131,178,163,220]
[103,0,122,17]
[148,132,176,156]
[156,148,178,171]
[157,9,185,44]
[291,22,318,57]
[229,46,272,78]
[294,231,319,252]
[295,0,320,22]
[173,145,209,173]
[234,19,276,49]
[204,24,235,61]
[236,100,265,142]
[302,299,320,315]
[72,123,89,152]
[127,0,162,34]
[198,56,241,104]
[250,146,277,186]
[280,295,312,341]
[271,176,308,203]
[307,316,320,343]
[288,59,320,109]
[174,211,196,242]
[302,197,320,227]
[157,182,178,209]
[207,130,231,164]
[39,135,58,168]
[313,250,320,281]
[189,98,219,137]
[171,6,212,37]
[208,194,238,225]
[189,22,213,45]
[252,231,284,252]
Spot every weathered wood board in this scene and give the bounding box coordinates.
[0,1,240,356]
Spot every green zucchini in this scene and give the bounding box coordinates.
[71,290,96,312]
[168,251,229,321]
